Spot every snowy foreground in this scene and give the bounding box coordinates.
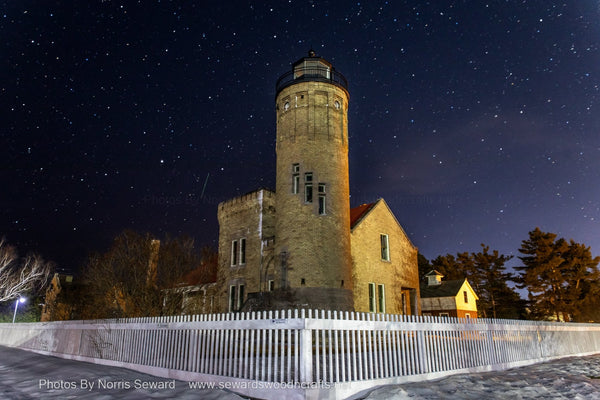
[1,345,600,399]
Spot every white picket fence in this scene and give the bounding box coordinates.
[2,311,600,399]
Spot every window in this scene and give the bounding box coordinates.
[239,238,246,264]
[378,284,386,313]
[231,240,238,266]
[380,234,390,261]
[305,173,313,203]
[231,239,245,266]
[368,283,376,312]
[318,184,326,215]
[463,290,468,303]
[292,164,300,194]
[229,285,237,312]
[238,284,245,310]
[439,312,450,317]
[464,313,471,319]
[268,280,275,291]
[229,284,245,312]
[301,278,306,286]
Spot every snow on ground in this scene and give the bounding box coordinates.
[0,345,242,399]
[362,355,600,400]
[2,345,600,399]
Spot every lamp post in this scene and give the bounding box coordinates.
[12,297,26,323]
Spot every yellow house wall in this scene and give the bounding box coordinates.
[351,200,420,314]
[421,281,479,318]
[455,282,478,313]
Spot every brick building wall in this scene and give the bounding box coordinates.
[351,199,421,315]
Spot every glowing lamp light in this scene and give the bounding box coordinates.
[12,297,27,324]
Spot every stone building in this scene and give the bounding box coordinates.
[211,51,420,314]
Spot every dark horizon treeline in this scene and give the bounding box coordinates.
[5,227,599,323]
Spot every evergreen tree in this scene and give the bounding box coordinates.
[431,245,523,319]
[417,252,432,281]
[516,228,600,321]
[471,245,515,319]
[430,254,465,280]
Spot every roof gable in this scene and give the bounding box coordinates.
[350,199,416,250]
[350,202,376,228]
[420,278,479,300]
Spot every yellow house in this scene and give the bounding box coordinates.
[350,199,421,315]
[420,270,479,319]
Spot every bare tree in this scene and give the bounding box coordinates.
[0,238,52,303]
[80,230,202,319]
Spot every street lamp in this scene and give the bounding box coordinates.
[12,297,26,323]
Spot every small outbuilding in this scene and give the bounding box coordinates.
[420,270,479,319]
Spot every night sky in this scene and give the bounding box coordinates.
[3,1,599,274]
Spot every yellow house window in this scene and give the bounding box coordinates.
[463,290,468,303]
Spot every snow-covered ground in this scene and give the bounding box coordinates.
[1,345,600,399]
[362,355,600,400]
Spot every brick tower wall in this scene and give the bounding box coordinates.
[274,81,353,310]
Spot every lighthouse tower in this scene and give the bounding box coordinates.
[274,51,353,310]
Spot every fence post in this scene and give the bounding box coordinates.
[299,310,313,384]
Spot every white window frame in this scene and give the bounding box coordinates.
[368,283,376,313]
[292,164,300,194]
[380,234,390,261]
[304,173,313,203]
[228,285,237,312]
[318,184,326,215]
[238,284,245,310]
[231,240,238,266]
[377,284,386,313]
[239,238,246,265]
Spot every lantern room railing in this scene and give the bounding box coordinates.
[276,65,348,95]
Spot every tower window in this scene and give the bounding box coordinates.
[238,284,245,310]
[231,240,238,266]
[229,285,236,312]
[268,280,275,291]
[318,184,326,214]
[463,290,468,303]
[231,238,246,266]
[239,238,246,264]
[380,234,390,261]
[305,173,313,203]
[292,164,300,194]
[229,284,245,312]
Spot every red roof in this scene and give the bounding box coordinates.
[350,202,376,228]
